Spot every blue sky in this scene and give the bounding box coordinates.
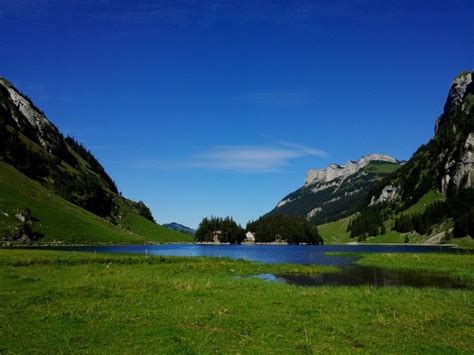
[1,0,473,228]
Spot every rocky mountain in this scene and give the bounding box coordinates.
[163,222,196,235]
[305,154,398,186]
[0,77,191,243]
[268,154,402,224]
[0,78,118,217]
[369,71,474,208]
[345,71,474,242]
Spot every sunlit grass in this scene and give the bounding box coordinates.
[0,249,473,353]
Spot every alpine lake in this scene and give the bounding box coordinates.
[46,243,472,289]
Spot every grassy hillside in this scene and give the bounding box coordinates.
[318,190,449,245]
[0,162,192,244]
[364,161,402,175]
[399,190,444,216]
[318,215,354,244]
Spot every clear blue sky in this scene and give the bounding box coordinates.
[1,1,473,228]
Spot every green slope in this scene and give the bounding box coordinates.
[318,215,353,244]
[0,162,192,244]
[319,190,447,244]
[400,190,444,216]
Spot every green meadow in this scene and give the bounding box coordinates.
[0,249,473,353]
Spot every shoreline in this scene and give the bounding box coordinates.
[0,241,464,249]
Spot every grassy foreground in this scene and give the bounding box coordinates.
[0,250,473,353]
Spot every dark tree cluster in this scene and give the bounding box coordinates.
[453,209,474,238]
[347,206,386,240]
[52,169,115,217]
[195,217,245,244]
[445,188,474,238]
[393,201,447,235]
[65,136,118,193]
[393,189,474,238]
[132,200,155,222]
[247,215,323,244]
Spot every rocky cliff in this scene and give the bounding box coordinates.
[305,154,398,186]
[268,156,401,224]
[369,71,474,207]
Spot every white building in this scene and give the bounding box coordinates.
[245,231,255,243]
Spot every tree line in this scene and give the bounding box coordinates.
[393,189,474,238]
[195,215,324,245]
[349,188,474,239]
[347,203,388,240]
[195,217,246,244]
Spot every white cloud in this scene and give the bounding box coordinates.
[137,142,327,173]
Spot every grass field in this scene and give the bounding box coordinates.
[355,252,474,281]
[364,161,401,175]
[318,215,353,244]
[0,249,473,353]
[399,190,445,216]
[0,162,192,244]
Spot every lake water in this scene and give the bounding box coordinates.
[49,244,472,289]
[51,243,470,266]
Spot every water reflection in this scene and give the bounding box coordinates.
[37,244,472,289]
[248,266,471,289]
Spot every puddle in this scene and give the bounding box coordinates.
[244,266,472,289]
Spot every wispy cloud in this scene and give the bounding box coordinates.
[136,142,327,173]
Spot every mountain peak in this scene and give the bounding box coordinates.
[444,71,473,114]
[305,154,398,186]
[436,70,474,134]
[0,78,62,154]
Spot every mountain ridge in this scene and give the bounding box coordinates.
[0,77,191,244]
[305,153,399,186]
[269,155,402,224]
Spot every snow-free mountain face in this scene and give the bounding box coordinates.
[369,71,474,207]
[0,77,156,222]
[1,79,63,154]
[268,155,402,224]
[305,154,398,186]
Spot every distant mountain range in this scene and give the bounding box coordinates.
[163,223,196,235]
[268,154,403,224]
[0,77,192,244]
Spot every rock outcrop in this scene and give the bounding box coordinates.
[371,70,474,206]
[305,154,398,186]
[0,78,68,157]
[369,185,401,205]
